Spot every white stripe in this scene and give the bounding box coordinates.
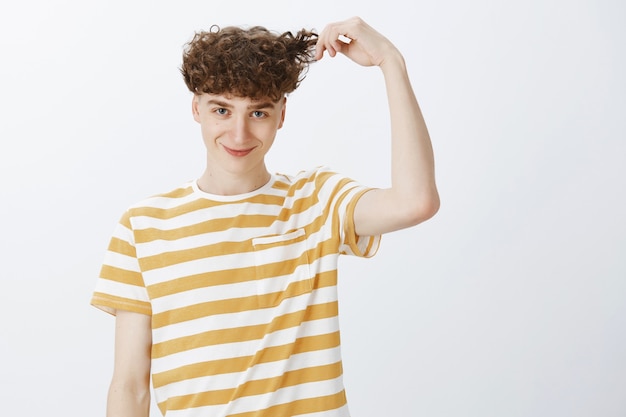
[142,250,257,284]
[135,200,329,258]
[150,251,339,311]
[299,403,351,417]
[131,201,284,231]
[141,226,332,285]
[155,346,343,400]
[130,175,305,212]
[128,185,196,209]
[102,250,141,272]
[93,278,149,303]
[152,285,339,342]
[165,377,346,417]
[136,225,251,258]
[151,316,340,374]
[110,221,134,242]
[241,377,345,414]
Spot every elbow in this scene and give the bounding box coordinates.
[108,375,151,413]
[402,189,440,227]
[423,192,441,221]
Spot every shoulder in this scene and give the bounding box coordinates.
[122,181,197,221]
[275,166,366,204]
[275,166,343,187]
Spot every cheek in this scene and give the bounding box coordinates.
[199,123,221,145]
[260,126,280,141]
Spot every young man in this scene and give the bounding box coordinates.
[92,16,439,417]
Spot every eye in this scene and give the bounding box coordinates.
[215,108,229,115]
[252,110,267,118]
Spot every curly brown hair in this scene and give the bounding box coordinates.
[181,25,318,102]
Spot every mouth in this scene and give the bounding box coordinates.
[223,145,255,157]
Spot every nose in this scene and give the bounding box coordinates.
[231,115,251,145]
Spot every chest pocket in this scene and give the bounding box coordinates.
[252,228,313,307]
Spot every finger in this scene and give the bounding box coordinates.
[324,17,362,44]
[314,28,334,60]
[316,25,351,60]
[330,39,349,56]
[314,42,326,60]
[316,36,341,59]
[314,41,336,60]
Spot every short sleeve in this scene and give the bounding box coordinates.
[338,186,381,258]
[91,211,152,316]
[310,167,380,258]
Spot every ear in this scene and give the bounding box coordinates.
[192,95,201,123]
[277,97,287,129]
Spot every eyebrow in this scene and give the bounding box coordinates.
[206,99,276,110]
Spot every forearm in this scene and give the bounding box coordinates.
[317,17,439,235]
[106,380,150,417]
[380,52,439,217]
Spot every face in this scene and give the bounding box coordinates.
[192,93,286,179]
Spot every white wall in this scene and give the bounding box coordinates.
[1,0,624,416]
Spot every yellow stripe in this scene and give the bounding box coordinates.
[139,218,327,272]
[129,194,286,221]
[134,171,343,244]
[151,270,337,328]
[148,264,256,300]
[146,233,341,298]
[158,391,347,417]
[139,240,251,271]
[134,200,217,221]
[229,391,347,417]
[343,187,378,256]
[159,185,194,199]
[91,293,152,315]
[99,265,144,286]
[254,251,310,280]
[152,331,341,387]
[134,214,276,243]
[107,236,136,257]
[283,173,317,198]
[141,228,320,272]
[272,178,290,190]
[119,211,132,229]
[164,362,344,410]
[274,196,315,221]
[152,301,338,358]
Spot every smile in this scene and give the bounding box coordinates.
[223,145,255,157]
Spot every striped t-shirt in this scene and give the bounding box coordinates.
[91,167,381,417]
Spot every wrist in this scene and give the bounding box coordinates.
[379,50,406,74]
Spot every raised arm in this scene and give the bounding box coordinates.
[107,310,152,417]
[315,17,439,236]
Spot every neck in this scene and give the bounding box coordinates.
[196,169,271,196]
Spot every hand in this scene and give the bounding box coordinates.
[314,16,400,68]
